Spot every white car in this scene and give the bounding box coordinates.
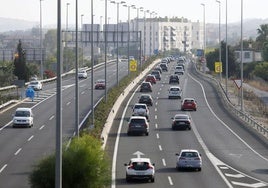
[28,81,42,91]
[168,86,182,99]
[12,107,34,128]
[124,158,155,182]
[78,69,87,79]
[175,149,202,171]
[132,103,149,119]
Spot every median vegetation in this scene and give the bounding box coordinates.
[29,55,159,187]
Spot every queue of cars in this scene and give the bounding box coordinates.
[124,56,201,183]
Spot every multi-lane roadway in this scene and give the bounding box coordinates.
[0,60,128,187]
[110,59,268,188]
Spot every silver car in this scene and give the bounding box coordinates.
[124,157,155,182]
[175,149,202,171]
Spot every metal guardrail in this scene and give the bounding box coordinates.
[195,63,268,139]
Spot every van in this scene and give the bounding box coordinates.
[12,108,34,128]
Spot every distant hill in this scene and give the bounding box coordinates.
[0,17,38,32]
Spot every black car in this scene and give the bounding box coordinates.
[140,82,152,92]
[138,94,153,106]
[151,70,161,80]
[171,114,191,130]
[169,74,180,84]
[159,63,168,71]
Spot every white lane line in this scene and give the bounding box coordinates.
[155,108,157,112]
[14,148,22,155]
[219,166,229,169]
[81,91,85,95]
[27,135,34,141]
[66,101,71,106]
[156,133,159,139]
[49,115,54,121]
[39,125,45,130]
[231,182,267,187]
[0,164,7,173]
[155,115,157,120]
[225,173,245,178]
[155,101,158,106]
[155,124,158,129]
[159,88,162,91]
[162,158,166,166]
[168,176,173,185]
[158,145,162,151]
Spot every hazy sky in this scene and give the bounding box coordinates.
[1,0,267,26]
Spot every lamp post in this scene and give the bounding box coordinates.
[123,4,135,75]
[91,0,94,127]
[152,12,157,55]
[66,3,70,43]
[104,0,108,102]
[75,0,79,137]
[39,0,44,79]
[225,0,228,95]
[81,14,84,67]
[201,3,206,73]
[110,1,126,86]
[240,0,244,111]
[216,0,221,81]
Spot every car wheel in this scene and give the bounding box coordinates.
[127,132,130,136]
[126,177,131,182]
[198,168,202,171]
[151,177,155,183]
[146,132,149,136]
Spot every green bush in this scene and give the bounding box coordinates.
[29,135,111,188]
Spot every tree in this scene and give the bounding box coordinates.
[29,135,111,188]
[254,62,268,81]
[256,24,268,50]
[13,40,27,80]
[206,41,239,77]
[261,42,268,61]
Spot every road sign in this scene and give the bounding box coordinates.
[233,79,242,89]
[129,60,137,72]
[215,62,222,73]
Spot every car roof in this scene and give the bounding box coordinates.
[174,114,189,118]
[129,116,147,120]
[96,79,105,82]
[134,103,147,106]
[183,98,195,101]
[130,158,151,163]
[16,107,32,111]
[180,149,199,153]
[140,94,152,97]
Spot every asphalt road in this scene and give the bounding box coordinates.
[0,60,128,187]
[110,59,268,188]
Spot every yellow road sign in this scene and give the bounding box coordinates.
[214,62,222,73]
[129,60,137,72]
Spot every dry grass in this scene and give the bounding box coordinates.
[225,80,268,128]
[246,80,268,92]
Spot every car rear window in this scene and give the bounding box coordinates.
[181,152,198,157]
[130,119,146,124]
[170,88,180,91]
[132,162,150,170]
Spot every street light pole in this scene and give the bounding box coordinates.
[240,0,244,111]
[216,0,222,81]
[201,3,206,73]
[81,14,84,67]
[40,0,44,79]
[110,1,126,86]
[225,0,228,95]
[104,0,108,102]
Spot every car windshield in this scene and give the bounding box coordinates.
[170,88,180,91]
[181,152,198,158]
[130,119,146,124]
[131,162,150,170]
[175,115,188,120]
[15,111,30,117]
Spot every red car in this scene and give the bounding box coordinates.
[181,98,197,111]
[95,79,106,89]
[145,74,157,84]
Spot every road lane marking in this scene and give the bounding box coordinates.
[231,182,267,187]
[66,101,71,106]
[158,145,162,151]
[14,148,22,155]
[156,133,159,139]
[27,135,34,141]
[0,164,7,173]
[225,173,245,178]
[81,91,85,95]
[155,124,158,129]
[49,115,54,121]
[155,115,157,120]
[39,125,45,130]
[155,108,157,112]
[168,176,173,185]
[162,158,166,166]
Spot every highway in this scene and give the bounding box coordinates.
[110,59,268,188]
[0,60,128,187]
